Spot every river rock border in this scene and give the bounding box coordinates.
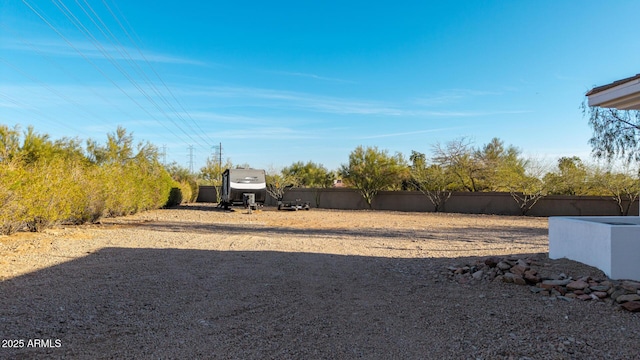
[447,256,640,313]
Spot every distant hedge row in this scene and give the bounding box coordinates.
[0,125,193,235]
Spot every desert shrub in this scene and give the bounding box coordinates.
[20,158,90,231]
[126,160,175,212]
[166,187,184,207]
[183,178,199,203]
[0,125,177,234]
[165,162,199,203]
[97,161,174,217]
[0,164,27,234]
[177,180,194,204]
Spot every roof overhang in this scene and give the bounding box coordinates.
[586,74,640,110]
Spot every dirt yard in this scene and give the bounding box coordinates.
[1,204,638,359]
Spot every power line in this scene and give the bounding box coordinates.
[77,0,215,149]
[102,0,216,147]
[0,22,137,122]
[19,0,213,156]
[49,0,207,150]
[0,91,87,136]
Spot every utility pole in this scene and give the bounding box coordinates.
[162,145,167,165]
[187,145,194,174]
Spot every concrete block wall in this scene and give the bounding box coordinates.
[196,186,639,217]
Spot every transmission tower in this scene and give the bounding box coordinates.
[187,145,194,173]
[213,142,223,170]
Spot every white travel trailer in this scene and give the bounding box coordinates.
[220,168,267,210]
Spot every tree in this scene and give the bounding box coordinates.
[592,166,640,216]
[282,161,335,207]
[432,138,482,191]
[0,125,21,165]
[432,137,526,192]
[409,150,454,212]
[543,156,590,195]
[506,158,548,215]
[265,169,299,201]
[339,146,408,209]
[86,126,158,166]
[474,138,526,191]
[199,157,233,202]
[583,104,640,163]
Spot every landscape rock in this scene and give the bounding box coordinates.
[540,279,571,288]
[484,257,499,268]
[616,294,640,304]
[510,264,529,276]
[611,288,630,300]
[621,301,640,312]
[502,272,518,283]
[589,285,609,292]
[524,270,540,284]
[622,281,640,291]
[513,276,527,286]
[566,280,589,291]
[446,255,640,313]
[592,291,608,299]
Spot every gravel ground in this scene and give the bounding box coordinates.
[1,204,639,359]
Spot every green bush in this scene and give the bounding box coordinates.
[166,187,184,207]
[0,125,177,235]
[0,165,27,234]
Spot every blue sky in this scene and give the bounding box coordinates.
[2,1,640,172]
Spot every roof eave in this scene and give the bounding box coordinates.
[587,78,640,110]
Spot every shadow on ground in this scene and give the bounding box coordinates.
[2,248,639,359]
[125,220,547,247]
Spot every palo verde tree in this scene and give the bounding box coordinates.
[265,168,299,201]
[199,157,233,202]
[432,137,527,192]
[282,161,335,207]
[505,158,548,215]
[592,165,640,216]
[543,156,591,195]
[409,150,454,212]
[340,145,408,209]
[432,137,482,191]
[474,138,526,191]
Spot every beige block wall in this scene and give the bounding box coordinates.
[197,187,638,216]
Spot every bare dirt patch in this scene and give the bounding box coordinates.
[1,204,638,359]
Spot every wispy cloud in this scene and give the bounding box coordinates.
[186,85,529,118]
[212,127,322,140]
[2,37,206,66]
[356,127,466,139]
[412,89,502,107]
[269,70,355,83]
[183,85,405,116]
